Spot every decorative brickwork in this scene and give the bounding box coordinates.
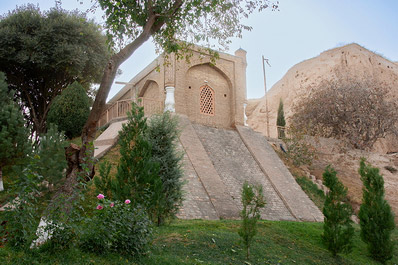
[199,85,215,116]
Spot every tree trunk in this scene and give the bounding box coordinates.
[0,167,4,192]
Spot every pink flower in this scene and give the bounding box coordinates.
[96,205,103,210]
[110,202,114,208]
[124,199,131,204]
[97,194,105,200]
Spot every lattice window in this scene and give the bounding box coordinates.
[200,85,215,116]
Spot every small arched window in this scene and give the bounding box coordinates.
[199,85,215,116]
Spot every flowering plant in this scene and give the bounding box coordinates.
[79,194,152,256]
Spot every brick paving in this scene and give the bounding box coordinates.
[193,124,295,221]
[236,126,324,222]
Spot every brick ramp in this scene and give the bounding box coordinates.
[178,115,240,219]
[236,125,324,222]
[193,124,296,221]
[94,120,127,159]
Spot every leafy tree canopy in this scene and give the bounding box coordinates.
[48,82,91,139]
[0,5,109,136]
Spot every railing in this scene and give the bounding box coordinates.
[97,98,164,128]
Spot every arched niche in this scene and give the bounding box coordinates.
[185,63,232,128]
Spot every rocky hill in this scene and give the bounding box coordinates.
[247,43,398,221]
[247,43,398,153]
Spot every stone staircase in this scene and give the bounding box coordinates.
[92,114,323,222]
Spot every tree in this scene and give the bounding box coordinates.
[47,82,91,139]
[69,0,279,180]
[276,98,286,138]
[0,5,109,136]
[291,78,398,150]
[322,165,354,256]
[111,103,161,218]
[358,158,395,263]
[0,72,31,191]
[147,112,184,225]
[238,181,266,260]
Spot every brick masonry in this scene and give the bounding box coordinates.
[236,125,324,222]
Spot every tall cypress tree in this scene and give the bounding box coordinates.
[359,158,395,263]
[322,165,354,256]
[276,98,286,138]
[0,72,31,191]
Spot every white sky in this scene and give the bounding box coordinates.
[1,0,397,100]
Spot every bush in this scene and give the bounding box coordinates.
[359,158,395,263]
[147,112,184,226]
[0,72,31,192]
[3,165,42,249]
[322,165,354,256]
[47,82,91,139]
[238,181,266,260]
[283,125,316,166]
[291,78,398,150]
[79,195,152,256]
[33,124,68,187]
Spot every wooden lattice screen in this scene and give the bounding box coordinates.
[200,85,215,115]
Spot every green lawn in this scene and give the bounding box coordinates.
[2,219,397,264]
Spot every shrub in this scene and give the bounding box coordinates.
[0,72,31,192]
[3,165,42,249]
[359,158,395,263]
[238,181,266,260]
[33,124,68,187]
[283,125,316,166]
[291,78,398,150]
[47,82,91,139]
[147,112,184,226]
[79,195,152,256]
[322,165,354,256]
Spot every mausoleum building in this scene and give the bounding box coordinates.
[98,47,248,128]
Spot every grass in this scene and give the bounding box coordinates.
[295,176,326,210]
[2,219,397,264]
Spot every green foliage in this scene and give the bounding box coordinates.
[98,0,279,54]
[94,161,113,199]
[276,99,286,138]
[0,72,31,190]
[359,158,395,263]
[33,124,68,186]
[0,5,109,135]
[79,197,152,256]
[47,82,91,139]
[111,103,161,216]
[238,181,266,260]
[322,165,354,256]
[295,176,325,210]
[147,112,184,226]
[2,164,42,249]
[276,98,286,127]
[283,126,316,166]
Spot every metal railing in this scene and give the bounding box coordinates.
[97,98,164,128]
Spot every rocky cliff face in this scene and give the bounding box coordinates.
[247,43,398,153]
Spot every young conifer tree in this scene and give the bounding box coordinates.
[111,102,161,217]
[0,72,31,191]
[147,112,183,226]
[322,165,354,256]
[359,158,395,263]
[239,181,266,260]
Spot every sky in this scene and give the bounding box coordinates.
[1,0,398,100]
